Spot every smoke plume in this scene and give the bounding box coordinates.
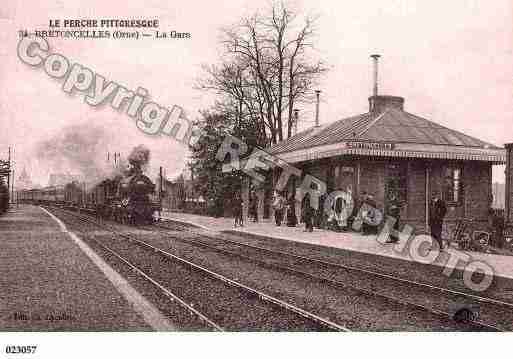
[34,124,155,187]
[35,124,116,185]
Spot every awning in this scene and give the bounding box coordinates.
[275,141,506,164]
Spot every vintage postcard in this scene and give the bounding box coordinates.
[0,0,511,358]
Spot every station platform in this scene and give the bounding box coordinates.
[0,205,174,331]
[160,211,513,280]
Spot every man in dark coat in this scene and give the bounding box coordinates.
[286,194,297,227]
[250,193,258,222]
[302,194,314,232]
[272,191,285,226]
[429,194,447,250]
[233,193,244,227]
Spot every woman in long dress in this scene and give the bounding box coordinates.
[336,198,350,230]
[302,194,314,232]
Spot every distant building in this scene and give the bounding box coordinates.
[16,167,34,190]
[158,174,185,211]
[159,168,205,213]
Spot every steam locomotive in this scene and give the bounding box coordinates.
[19,169,161,225]
[93,170,160,225]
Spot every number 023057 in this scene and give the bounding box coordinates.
[4,346,37,354]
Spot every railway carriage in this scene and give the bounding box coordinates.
[18,186,63,205]
[64,181,85,207]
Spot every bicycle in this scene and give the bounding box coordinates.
[447,218,491,253]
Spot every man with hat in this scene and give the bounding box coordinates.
[429,192,447,250]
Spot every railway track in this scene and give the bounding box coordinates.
[45,206,347,332]
[44,206,509,331]
[152,219,512,331]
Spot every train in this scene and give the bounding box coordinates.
[18,169,161,225]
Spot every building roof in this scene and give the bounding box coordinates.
[268,100,505,164]
[270,107,501,154]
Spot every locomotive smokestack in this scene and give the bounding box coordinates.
[370,54,381,97]
[128,145,151,174]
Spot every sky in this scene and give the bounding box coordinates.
[1,0,512,185]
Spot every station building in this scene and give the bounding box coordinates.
[253,94,505,233]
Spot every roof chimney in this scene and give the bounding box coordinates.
[293,108,299,135]
[370,54,381,97]
[315,90,321,127]
[368,54,405,112]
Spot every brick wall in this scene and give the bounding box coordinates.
[426,161,492,236]
[463,161,492,221]
[359,160,385,213]
[404,161,426,231]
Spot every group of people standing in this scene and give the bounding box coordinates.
[271,191,299,228]
[236,189,449,250]
[272,190,375,234]
[235,190,299,228]
[272,191,326,232]
[383,192,448,249]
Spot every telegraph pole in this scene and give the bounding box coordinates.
[11,168,15,206]
[159,166,163,220]
[7,147,11,204]
[11,146,15,205]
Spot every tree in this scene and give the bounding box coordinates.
[189,111,245,216]
[197,1,328,145]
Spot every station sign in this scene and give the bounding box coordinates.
[346,141,395,150]
[300,142,395,161]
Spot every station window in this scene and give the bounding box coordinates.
[334,165,340,178]
[443,167,463,204]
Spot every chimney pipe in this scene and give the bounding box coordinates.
[370,54,381,97]
[293,109,299,135]
[315,90,321,127]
